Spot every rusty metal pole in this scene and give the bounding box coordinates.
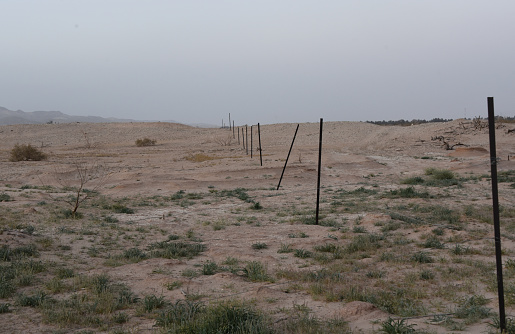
[488,97,506,332]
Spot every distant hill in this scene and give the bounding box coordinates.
[0,106,137,125]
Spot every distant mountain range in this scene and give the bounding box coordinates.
[0,106,139,125]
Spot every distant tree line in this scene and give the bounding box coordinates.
[367,118,453,126]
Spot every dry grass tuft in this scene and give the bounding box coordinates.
[185,153,219,162]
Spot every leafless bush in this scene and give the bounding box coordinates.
[473,116,488,130]
[51,160,110,218]
[214,135,233,146]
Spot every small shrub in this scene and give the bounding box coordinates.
[425,168,455,180]
[112,312,129,324]
[122,248,147,262]
[56,268,75,279]
[111,204,135,214]
[423,236,445,249]
[0,279,16,298]
[252,242,268,250]
[401,176,425,185]
[251,202,263,210]
[135,138,156,147]
[0,303,10,313]
[419,270,435,280]
[0,193,11,202]
[352,226,367,233]
[202,261,219,275]
[9,144,47,161]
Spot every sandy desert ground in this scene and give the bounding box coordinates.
[1,119,515,333]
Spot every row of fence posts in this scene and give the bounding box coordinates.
[226,105,506,331]
[223,115,263,167]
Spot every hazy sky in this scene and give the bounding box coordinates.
[2,1,515,125]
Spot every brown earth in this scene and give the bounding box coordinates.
[1,119,515,333]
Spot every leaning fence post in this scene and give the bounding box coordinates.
[488,96,506,332]
[246,126,248,155]
[233,121,235,138]
[315,118,323,225]
[277,124,299,190]
[258,123,262,166]
[237,127,240,145]
[251,125,253,158]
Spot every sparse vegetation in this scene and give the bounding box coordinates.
[1,121,513,333]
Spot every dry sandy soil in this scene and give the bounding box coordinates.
[1,119,515,333]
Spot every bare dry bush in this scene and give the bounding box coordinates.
[214,135,233,146]
[51,160,110,218]
[9,144,48,162]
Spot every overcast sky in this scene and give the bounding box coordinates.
[2,1,515,125]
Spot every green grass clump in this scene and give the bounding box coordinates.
[142,294,166,312]
[41,275,139,327]
[379,317,417,333]
[401,176,425,185]
[17,290,48,307]
[252,242,268,250]
[243,261,272,282]
[425,168,455,180]
[387,187,431,198]
[411,251,434,264]
[149,240,206,259]
[202,261,219,275]
[294,249,312,259]
[346,234,383,253]
[110,204,135,214]
[423,236,445,249]
[454,295,491,324]
[156,300,273,333]
[0,244,39,261]
[217,188,254,203]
